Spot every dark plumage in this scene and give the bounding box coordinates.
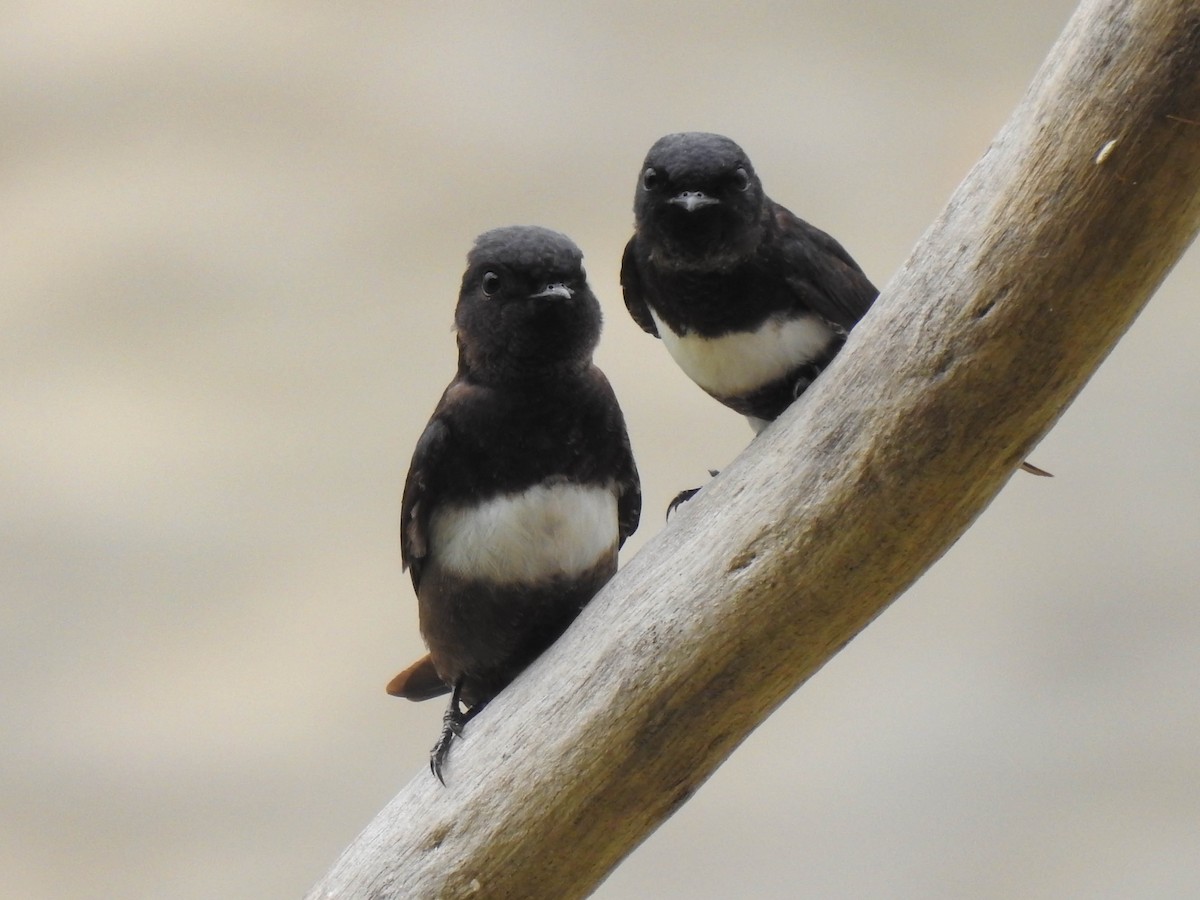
[621,132,877,430]
[621,132,1048,498]
[387,226,640,783]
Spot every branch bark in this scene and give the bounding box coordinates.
[308,1,1200,896]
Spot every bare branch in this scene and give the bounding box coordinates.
[308,1,1200,897]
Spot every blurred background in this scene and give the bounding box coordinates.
[3,2,1198,898]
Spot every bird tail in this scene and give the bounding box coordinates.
[386,654,451,701]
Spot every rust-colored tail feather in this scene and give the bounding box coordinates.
[386,654,450,701]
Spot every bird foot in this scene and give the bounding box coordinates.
[666,486,702,519]
[665,470,720,520]
[430,682,477,785]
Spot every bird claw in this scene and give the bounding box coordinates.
[429,682,472,785]
[666,486,702,519]
[427,686,482,787]
[430,725,457,786]
[665,470,720,520]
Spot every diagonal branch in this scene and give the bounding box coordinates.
[308,1,1200,897]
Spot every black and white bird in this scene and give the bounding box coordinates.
[621,131,876,431]
[621,131,1047,501]
[386,226,641,784]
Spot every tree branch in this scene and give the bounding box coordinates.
[308,1,1200,896]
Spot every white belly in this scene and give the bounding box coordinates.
[650,308,834,398]
[429,482,618,585]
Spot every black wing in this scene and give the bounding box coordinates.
[774,203,878,332]
[620,236,660,337]
[584,365,642,546]
[400,412,452,593]
[614,414,641,548]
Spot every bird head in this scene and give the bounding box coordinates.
[454,226,602,380]
[634,132,766,270]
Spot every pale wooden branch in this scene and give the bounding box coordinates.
[308,1,1200,896]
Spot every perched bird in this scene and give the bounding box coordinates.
[621,131,1048,503]
[386,226,641,784]
[622,131,875,433]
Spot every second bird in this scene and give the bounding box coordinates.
[621,132,1050,494]
[621,131,877,435]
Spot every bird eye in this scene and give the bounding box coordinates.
[641,167,660,190]
[481,271,501,296]
[733,167,752,192]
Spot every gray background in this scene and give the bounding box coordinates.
[3,2,1198,898]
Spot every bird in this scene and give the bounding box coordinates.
[620,131,1049,510]
[386,226,641,784]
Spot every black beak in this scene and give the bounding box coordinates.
[528,283,573,300]
[668,191,720,212]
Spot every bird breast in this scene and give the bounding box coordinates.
[648,308,835,399]
[428,482,619,585]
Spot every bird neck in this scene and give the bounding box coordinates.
[457,350,589,388]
